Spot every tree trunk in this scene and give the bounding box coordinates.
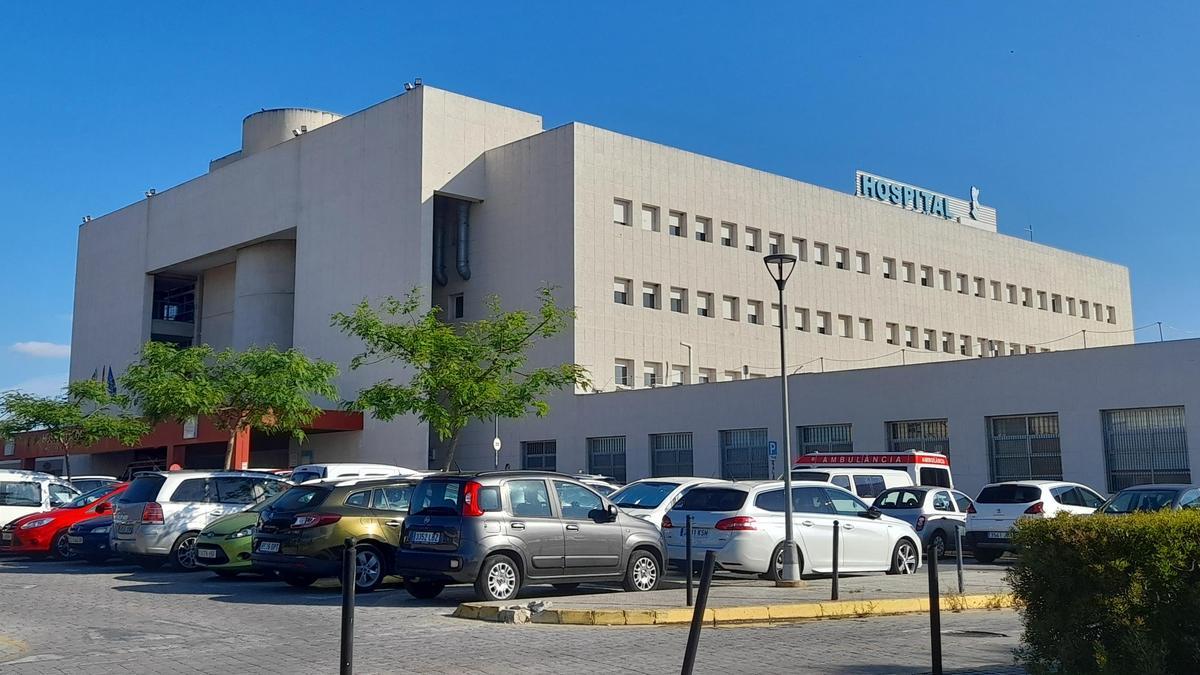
[224,432,237,471]
[441,431,462,472]
[62,442,72,479]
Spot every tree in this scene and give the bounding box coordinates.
[121,342,340,470]
[332,286,590,471]
[0,380,150,478]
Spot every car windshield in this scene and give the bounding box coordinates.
[611,481,680,508]
[63,484,120,509]
[977,484,1043,504]
[270,486,331,511]
[0,481,41,506]
[1102,489,1178,514]
[874,489,926,509]
[673,487,748,512]
[409,480,463,516]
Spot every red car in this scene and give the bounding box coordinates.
[0,483,127,559]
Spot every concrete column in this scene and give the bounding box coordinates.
[232,240,296,350]
[167,445,186,470]
[231,429,252,471]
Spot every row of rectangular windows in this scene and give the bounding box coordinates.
[522,406,1188,491]
[611,197,1118,325]
[613,278,1058,360]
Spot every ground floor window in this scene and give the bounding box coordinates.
[586,436,627,483]
[887,419,949,454]
[1102,406,1190,492]
[987,414,1062,482]
[521,440,557,471]
[719,428,769,480]
[650,432,694,477]
[798,424,853,454]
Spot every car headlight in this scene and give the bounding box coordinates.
[92,526,111,534]
[227,527,255,539]
[21,518,54,530]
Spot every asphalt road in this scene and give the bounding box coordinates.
[0,557,1024,674]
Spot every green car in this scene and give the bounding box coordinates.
[195,496,279,577]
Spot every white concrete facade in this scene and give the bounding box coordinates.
[69,86,1144,483]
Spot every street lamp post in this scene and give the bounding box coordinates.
[763,252,802,586]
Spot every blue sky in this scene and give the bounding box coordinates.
[1,1,1197,395]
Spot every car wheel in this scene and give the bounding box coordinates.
[138,556,167,570]
[930,530,947,559]
[765,541,803,582]
[214,570,240,579]
[51,531,73,560]
[552,583,581,593]
[353,545,385,593]
[623,550,661,592]
[281,573,318,588]
[972,548,1002,564]
[475,554,521,602]
[403,579,446,599]
[170,532,201,571]
[888,539,919,575]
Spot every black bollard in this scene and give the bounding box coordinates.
[340,537,356,675]
[927,543,942,675]
[831,520,840,601]
[955,525,965,595]
[680,550,717,675]
[685,514,694,607]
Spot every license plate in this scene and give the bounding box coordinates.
[1,532,11,541]
[257,541,280,553]
[117,524,134,534]
[410,531,440,545]
[197,548,217,559]
[68,536,84,544]
[988,532,1007,539]
[691,528,709,539]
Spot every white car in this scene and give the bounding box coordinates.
[609,477,724,529]
[290,463,422,484]
[788,467,914,500]
[663,480,922,579]
[965,480,1106,563]
[573,474,622,497]
[0,470,80,527]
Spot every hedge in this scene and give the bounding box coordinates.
[1008,510,1200,673]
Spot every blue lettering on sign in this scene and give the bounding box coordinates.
[860,174,953,220]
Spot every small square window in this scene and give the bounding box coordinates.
[1066,297,1077,316]
[747,300,763,325]
[923,328,936,351]
[643,362,663,387]
[920,265,933,287]
[835,247,849,270]
[696,292,714,318]
[941,332,954,353]
[960,335,973,356]
[902,262,916,284]
[695,216,712,242]
[768,233,783,255]
[816,311,831,335]
[1080,299,1091,318]
[642,282,660,309]
[613,278,631,305]
[957,274,970,294]
[1037,291,1048,310]
[885,322,899,345]
[722,296,739,321]
[641,205,659,232]
[990,280,1002,301]
[1105,305,1116,324]
[791,237,807,261]
[670,365,688,386]
[669,287,687,313]
[770,303,782,327]
[940,270,953,291]
[882,257,896,279]
[612,199,631,226]
[905,326,918,348]
[858,317,873,341]
[795,307,810,332]
[1006,284,1018,304]
[974,277,986,298]
[814,242,829,266]
[745,228,762,253]
[1093,302,1103,321]
[450,293,464,319]
[668,210,686,237]
[720,223,737,247]
[1051,294,1062,313]
[1022,287,1033,307]
[838,314,853,338]
[614,359,633,387]
[855,251,870,274]
[698,368,715,384]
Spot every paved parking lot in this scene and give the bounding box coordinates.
[0,558,1023,674]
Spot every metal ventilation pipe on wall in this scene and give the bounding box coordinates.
[455,200,471,281]
[432,201,449,287]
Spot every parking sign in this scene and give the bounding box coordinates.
[768,441,779,458]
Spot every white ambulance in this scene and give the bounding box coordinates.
[784,451,954,500]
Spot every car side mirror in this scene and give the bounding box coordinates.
[861,507,882,520]
[94,502,111,514]
[591,504,619,523]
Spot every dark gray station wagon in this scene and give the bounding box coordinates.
[395,471,667,601]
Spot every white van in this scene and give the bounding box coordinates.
[289,463,422,484]
[786,451,955,499]
[0,470,81,527]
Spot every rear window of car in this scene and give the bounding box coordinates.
[791,471,829,482]
[920,467,952,487]
[272,486,332,511]
[977,484,1043,504]
[410,480,464,516]
[674,488,748,512]
[875,489,925,509]
[290,470,323,483]
[853,474,887,498]
[0,481,41,506]
[611,481,679,509]
[120,475,166,503]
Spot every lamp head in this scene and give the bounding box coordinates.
[763,253,798,289]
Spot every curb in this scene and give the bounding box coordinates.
[453,594,1014,626]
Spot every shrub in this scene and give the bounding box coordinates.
[1008,511,1200,673]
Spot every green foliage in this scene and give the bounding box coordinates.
[121,342,340,461]
[1007,511,1200,673]
[0,380,150,475]
[332,287,590,469]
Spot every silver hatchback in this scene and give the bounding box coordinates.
[394,471,667,601]
[112,470,290,570]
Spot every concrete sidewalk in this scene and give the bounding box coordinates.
[454,566,1014,626]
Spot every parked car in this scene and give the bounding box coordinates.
[68,475,121,494]
[964,480,1106,563]
[787,467,913,500]
[195,495,283,578]
[1,483,126,559]
[0,469,81,528]
[1097,484,1200,514]
[395,471,666,602]
[573,474,622,497]
[871,486,974,557]
[67,515,116,563]
[289,463,421,484]
[111,470,290,570]
[252,477,418,592]
[609,477,724,529]
[663,481,922,579]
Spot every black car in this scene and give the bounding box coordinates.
[67,516,116,563]
[1097,484,1200,514]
